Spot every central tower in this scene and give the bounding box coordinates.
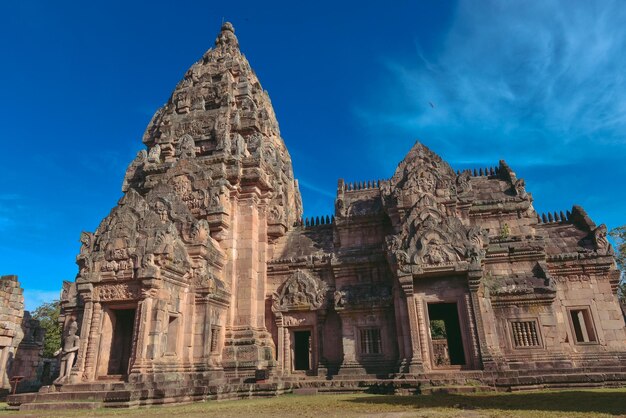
[65,21,304,380]
[137,22,304,371]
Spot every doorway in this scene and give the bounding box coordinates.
[107,309,136,376]
[293,330,311,371]
[428,303,466,367]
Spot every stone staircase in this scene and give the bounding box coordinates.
[7,379,290,411]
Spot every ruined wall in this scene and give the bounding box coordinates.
[0,275,24,390]
[0,275,45,393]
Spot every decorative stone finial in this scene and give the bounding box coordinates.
[221,21,235,33]
[215,21,238,49]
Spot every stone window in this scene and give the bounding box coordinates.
[510,320,541,348]
[210,326,220,353]
[166,315,180,354]
[568,308,597,344]
[359,328,382,355]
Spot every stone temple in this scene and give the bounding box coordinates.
[9,22,626,409]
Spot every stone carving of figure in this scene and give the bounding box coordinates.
[79,232,93,255]
[177,134,196,159]
[154,201,169,222]
[514,179,527,199]
[456,170,472,194]
[148,144,161,163]
[593,224,613,255]
[53,321,80,384]
[334,290,345,309]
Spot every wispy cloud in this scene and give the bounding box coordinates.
[357,0,626,168]
[298,179,336,199]
[0,194,22,231]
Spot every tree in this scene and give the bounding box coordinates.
[609,226,626,302]
[32,300,62,358]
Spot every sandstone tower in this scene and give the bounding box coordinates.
[62,22,303,381]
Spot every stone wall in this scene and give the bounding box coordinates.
[0,275,25,391]
[0,275,45,395]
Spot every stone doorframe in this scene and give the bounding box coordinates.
[418,296,479,371]
[273,311,322,376]
[94,302,138,379]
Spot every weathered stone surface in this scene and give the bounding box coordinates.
[0,275,45,395]
[11,21,626,410]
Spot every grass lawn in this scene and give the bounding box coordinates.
[2,389,626,417]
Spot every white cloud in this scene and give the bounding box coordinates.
[358,0,626,168]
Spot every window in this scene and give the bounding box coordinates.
[166,315,179,354]
[359,328,382,355]
[511,320,541,348]
[569,308,597,343]
[210,326,220,353]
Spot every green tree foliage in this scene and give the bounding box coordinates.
[32,300,62,358]
[609,226,626,302]
[430,319,447,340]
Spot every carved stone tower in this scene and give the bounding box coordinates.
[127,21,304,372]
[61,22,303,381]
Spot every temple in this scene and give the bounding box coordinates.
[8,22,626,409]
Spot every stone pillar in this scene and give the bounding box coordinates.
[392,285,411,372]
[73,283,94,382]
[316,311,326,376]
[274,314,285,375]
[415,296,431,370]
[398,273,423,374]
[467,269,505,370]
[203,298,212,362]
[222,193,275,371]
[463,293,481,369]
[81,300,102,381]
[130,292,154,374]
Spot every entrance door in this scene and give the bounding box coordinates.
[293,330,311,371]
[428,303,466,367]
[107,309,136,376]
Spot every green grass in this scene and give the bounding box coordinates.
[3,389,626,417]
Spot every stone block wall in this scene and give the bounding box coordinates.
[0,275,25,390]
[0,275,45,394]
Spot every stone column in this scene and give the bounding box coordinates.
[392,285,411,371]
[73,283,94,382]
[398,274,423,374]
[130,292,154,374]
[316,311,326,375]
[81,300,102,381]
[467,269,505,370]
[274,314,285,375]
[222,193,275,371]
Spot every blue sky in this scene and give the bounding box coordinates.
[1,0,625,310]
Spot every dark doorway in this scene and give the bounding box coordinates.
[107,309,136,376]
[293,330,311,371]
[428,303,465,366]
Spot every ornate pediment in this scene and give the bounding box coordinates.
[386,142,457,206]
[387,199,489,274]
[272,270,327,312]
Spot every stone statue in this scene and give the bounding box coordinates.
[53,321,80,384]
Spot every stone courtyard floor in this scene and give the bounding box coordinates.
[2,389,626,417]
